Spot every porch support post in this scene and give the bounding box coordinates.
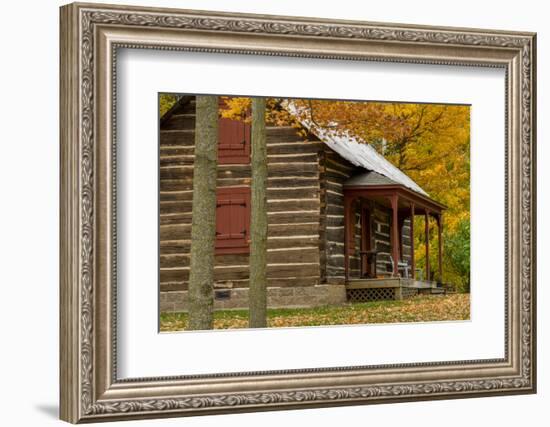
[410,203,415,280]
[390,194,399,276]
[360,201,368,277]
[437,214,443,283]
[343,195,353,282]
[398,214,405,262]
[425,210,430,282]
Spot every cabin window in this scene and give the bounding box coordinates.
[218,98,251,164]
[215,187,251,254]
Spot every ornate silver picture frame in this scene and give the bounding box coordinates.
[60,2,536,423]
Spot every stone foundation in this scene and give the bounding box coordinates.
[160,284,347,313]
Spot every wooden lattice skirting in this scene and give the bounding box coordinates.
[347,287,396,301]
[346,287,420,302]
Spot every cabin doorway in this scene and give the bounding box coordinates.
[360,204,376,278]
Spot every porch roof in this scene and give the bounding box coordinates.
[343,171,446,213]
[344,171,400,187]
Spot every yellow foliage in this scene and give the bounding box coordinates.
[218,96,470,226]
[169,94,471,286]
[287,100,471,233]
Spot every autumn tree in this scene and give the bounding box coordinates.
[187,95,219,330]
[284,100,470,288]
[219,97,471,290]
[249,97,268,328]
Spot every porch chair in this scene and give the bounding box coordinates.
[389,256,411,278]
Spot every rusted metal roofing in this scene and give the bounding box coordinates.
[284,101,428,197]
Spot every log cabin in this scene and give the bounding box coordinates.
[159,96,446,312]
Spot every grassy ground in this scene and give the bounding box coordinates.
[160,293,470,332]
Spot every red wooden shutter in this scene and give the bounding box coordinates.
[215,187,251,254]
[218,98,251,164]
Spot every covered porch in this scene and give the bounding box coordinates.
[343,172,446,300]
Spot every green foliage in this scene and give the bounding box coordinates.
[444,218,470,292]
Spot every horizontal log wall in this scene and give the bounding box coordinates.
[318,149,327,283]
[160,98,324,292]
[323,148,358,282]
[321,148,412,282]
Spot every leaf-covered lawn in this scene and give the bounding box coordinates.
[160,293,470,332]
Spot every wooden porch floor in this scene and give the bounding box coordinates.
[346,278,437,289]
[345,278,442,302]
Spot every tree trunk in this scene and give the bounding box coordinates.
[249,97,268,328]
[187,96,218,330]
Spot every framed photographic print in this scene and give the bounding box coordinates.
[59,2,536,423]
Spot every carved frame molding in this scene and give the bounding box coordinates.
[60,2,536,423]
